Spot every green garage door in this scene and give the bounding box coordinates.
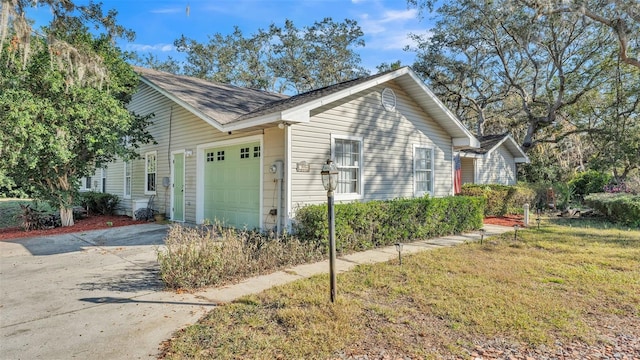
[203,142,261,229]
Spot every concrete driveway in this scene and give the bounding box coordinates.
[0,224,215,359]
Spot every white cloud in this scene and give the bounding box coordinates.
[126,43,175,53]
[379,9,419,23]
[149,7,183,14]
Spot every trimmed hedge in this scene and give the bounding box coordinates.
[293,196,485,253]
[459,184,535,216]
[584,193,640,227]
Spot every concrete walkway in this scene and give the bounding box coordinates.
[0,223,511,359]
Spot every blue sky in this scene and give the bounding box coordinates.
[31,0,433,72]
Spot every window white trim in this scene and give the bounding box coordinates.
[145,151,157,195]
[124,161,132,199]
[79,176,93,192]
[331,134,364,201]
[413,144,434,197]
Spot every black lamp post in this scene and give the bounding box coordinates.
[321,159,339,303]
[513,224,520,241]
[479,228,486,245]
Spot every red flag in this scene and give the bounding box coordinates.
[454,154,462,194]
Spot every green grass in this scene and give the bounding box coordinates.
[161,221,640,359]
[0,199,55,228]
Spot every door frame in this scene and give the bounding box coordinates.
[170,150,186,222]
[195,135,264,226]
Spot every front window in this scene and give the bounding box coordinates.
[79,176,92,191]
[124,161,132,199]
[145,151,157,195]
[414,146,433,196]
[332,135,363,200]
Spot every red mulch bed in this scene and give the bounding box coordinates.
[0,215,147,241]
[483,214,525,227]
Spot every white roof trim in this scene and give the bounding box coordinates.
[485,134,529,163]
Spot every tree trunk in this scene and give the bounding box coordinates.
[60,207,74,227]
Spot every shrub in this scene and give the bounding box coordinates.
[157,224,323,290]
[568,170,612,200]
[584,193,640,227]
[17,203,61,230]
[293,196,485,252]
[78,191,120,215]
[459,184,535,216]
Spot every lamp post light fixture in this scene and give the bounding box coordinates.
[321,159,339,303]
[513,224,520,241]
[479,228,486,245]
[395,242,403,265]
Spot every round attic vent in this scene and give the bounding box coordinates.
[381,88,396,111]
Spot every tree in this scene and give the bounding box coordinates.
[163,18,368,94]
[0,0,153,226]
[587,61,640,181]
[375,60,403,73]
[521,0,640,69]
[409,0,619,151]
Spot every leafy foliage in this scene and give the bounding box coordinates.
[0,2,154,226]
[584,193,640,226]
[293,196,485,252]
[568,170,612,200]
[77,191,120,215]
[17,203,60,230]
[459,184,536,216]
[146,18,368,94]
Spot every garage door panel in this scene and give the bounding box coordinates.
[203,142,260,229]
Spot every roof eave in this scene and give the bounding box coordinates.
[485,135,528,160]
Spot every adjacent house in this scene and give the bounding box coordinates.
[91,66,527,233]
[458,133,529,186]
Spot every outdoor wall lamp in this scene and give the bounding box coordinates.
[321,159,338,303]
[395,242,403,265]
[479,228,486,245]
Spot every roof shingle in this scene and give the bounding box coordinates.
[134,66,288,125]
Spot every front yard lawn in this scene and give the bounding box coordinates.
[160,220,640,359]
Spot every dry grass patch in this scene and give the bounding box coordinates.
[160,222,640,359]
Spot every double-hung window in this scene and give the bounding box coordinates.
[124,161,132,199]
[413,145,434,197]
[332,134,363,200]
[145,151,157,195]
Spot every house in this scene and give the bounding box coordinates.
[458,133,529,186]
[94,66,526,233]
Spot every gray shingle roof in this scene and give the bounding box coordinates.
[134,66,288,126]
[461,133,509,155]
